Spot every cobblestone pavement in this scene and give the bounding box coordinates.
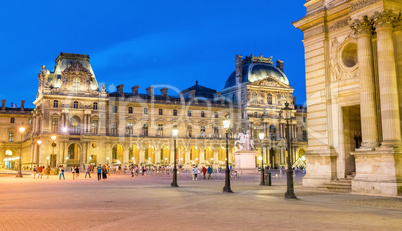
[0,170,401,231]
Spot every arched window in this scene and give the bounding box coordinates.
[93,102,98,110]
[267,93,272,105]
[73,101,78,109]
[70,116,81,134]
[269,125,277,141]
[72,78,80,92]
[53,100,59,108]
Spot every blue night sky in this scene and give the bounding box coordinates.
[0,0,306,108]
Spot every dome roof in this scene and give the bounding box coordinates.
[224,62,289,89]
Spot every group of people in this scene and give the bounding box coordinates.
[191,166,213,180]
[32,165,52,179]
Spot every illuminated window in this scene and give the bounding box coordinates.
[126,122,133,135]
[91,120,98,134]
[51,118,58,133]
[8,132,14,142]
[70,116,81,134]
[252,92,257,104]
[93,102,98,110]
[53,100,59,108]
[72,78,80,92]
[157,124,163,136]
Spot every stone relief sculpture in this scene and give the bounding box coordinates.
[235,130,254,151]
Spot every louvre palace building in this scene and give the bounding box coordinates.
[0,52,307,170]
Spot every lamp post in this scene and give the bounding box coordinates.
[171,127,179,187]
[222,114,232,193]
[46,157,49,166]
[282,102,297,199]
[16,126,25,178]
[51,135,56,167]
[259,132,265,185]
[106,157,109,165]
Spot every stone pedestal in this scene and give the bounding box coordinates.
[302,149,338,187]
[351,150,402,195]
[234,150,256,174]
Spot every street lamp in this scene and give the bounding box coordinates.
[46,156,49,166]
[222,114,232,193]
[106,157,109,165]
[282,102,297,199]
[16,126,25,178]
[259,131,265,185]
[171,126,179,187]
[51,135,56,167]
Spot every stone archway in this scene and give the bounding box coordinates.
[112,144,123,165]
[177,146,185,164]
[145,145,155,164]
[67,143,81,167]
[160,145,170,164]
[190,146,200,165]
[205,146,213,164]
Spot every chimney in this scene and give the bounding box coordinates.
[293,97,297,106]
[235,55,243,85]
[276,60,284,72]
[116,84,124,95]
[146,86,154,97]
[131,85,139,95]
[160,88,168,97]
[20,100,25,111]
[1,99,5,110]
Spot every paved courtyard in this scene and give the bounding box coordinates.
[0,170,401,231]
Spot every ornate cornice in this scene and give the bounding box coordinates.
[372,10,399,29]
[394,12,402,32]
[307,0,324,13]
[329,17,351,32]
[350,16,374,35]
[351,0,381,12]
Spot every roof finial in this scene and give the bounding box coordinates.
[196,80,198,85]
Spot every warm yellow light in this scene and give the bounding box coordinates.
[51,135,56,141]
[302,156,306,161]
[132,157,134,160]
[258,156,262,160]
[196,158,198,161]
[259,132,265,140]
[37,140,42,145]
[211,158,213,161]
[46,157,49,160]
[19,127,25,134]
[165,158,167,160]
[66,157,69,160]
[106,157,109,160]
[223,117,230,129]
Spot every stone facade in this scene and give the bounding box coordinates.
[0,53,307,170]
[293,0,402,195]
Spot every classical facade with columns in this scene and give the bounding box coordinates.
[0,52,307,170]
[293,0,402,195]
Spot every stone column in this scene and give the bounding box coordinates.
[394,19,402,137]
[373,11,402,147]
[123,144,129,165]
[351,16,379,148]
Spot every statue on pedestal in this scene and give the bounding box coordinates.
[235,130,254,151]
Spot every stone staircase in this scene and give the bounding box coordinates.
[319,173,355,192]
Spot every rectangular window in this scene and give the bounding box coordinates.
[157,124,163,136]
[93,102,98,110]
[201,111,205,117]
[128,107,133,114]
[142,124,148,136]
[10,117,15,123]
[8,132,14,142]
[303,117,306,123]
[144,108,148,115]
[110,122,117,136]
[73,101,78,109]
[53,100,59,108]
[91,120,98,134]
[173,109,177,116]
[187,110,191,117]
[51,118,58,133]
[201,126,205,135]
[214,112,218,118]
[126,123,133,136]
[112,106,117,113]
[159,108,163,115]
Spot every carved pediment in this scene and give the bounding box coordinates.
[251,77,289,88]
[60,61,93,92]
[62,61,92,78]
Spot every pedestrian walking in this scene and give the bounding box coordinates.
[32,166,37,179]
[38,165,43,179]
[202,166,207,180]
[97,164,102,181]
[85,165,91,178]
[45,166,51,179]
[102,165,107,181]
[207,166,213,179]
[75,166,80,179]
[193,166,199,180]
[107,165,110,176]
[143,166,147,176]
[135,166,138,176]
[59,165,65,180]
[72,165,76,180]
